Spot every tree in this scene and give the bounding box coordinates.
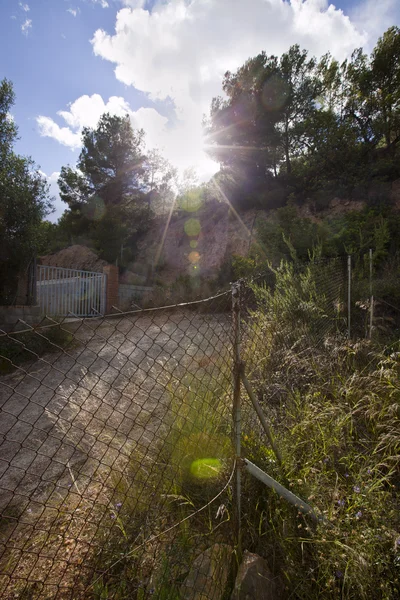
[0,79,52,303]
[142,148,177,214]
[59,113,146,210]
[370,26,400,155]
[206,45,322,208]
[58,113,152,264]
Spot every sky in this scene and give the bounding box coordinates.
[1,0,399,222]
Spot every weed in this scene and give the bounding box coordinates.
[240,260,400,599]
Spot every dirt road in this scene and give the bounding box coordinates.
[0,309,230,598]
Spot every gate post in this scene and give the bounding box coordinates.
[103,265,119,314]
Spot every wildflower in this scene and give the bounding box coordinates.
[110,514,116,519]
[115,502,122,509]
[323,457,329,463]
[337,499,345,507]
[356,511,362,518]
[335,570,343,579]
[367,468,372,475]
[353,486,360,493]
[344,473,349,478]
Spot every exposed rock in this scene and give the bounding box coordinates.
[134,201,259,284]
[231,551,282,600]
[328,197,365,215]
[180,543,233,600]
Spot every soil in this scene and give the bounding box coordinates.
[40,246,108,274]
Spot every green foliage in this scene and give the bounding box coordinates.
[241,259,400,599]
[207,27,400,210]
[257,205,325,262]
[57,113,155,264]
[87,366,233,599]
[0,79,53,302]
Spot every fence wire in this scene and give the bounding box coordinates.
[237,257,349,551]
[0,291,234,599]
[0,256,356,599]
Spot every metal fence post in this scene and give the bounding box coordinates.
[369,249,374,340]
[347,255,352,339]
[232,281,242,550]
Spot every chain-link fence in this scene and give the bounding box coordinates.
[0,254,372,599]
[0,291,235,599]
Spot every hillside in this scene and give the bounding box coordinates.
[40,177,400,286]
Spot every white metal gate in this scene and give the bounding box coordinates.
[37,266,106,317]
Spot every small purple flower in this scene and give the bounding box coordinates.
[337,499,345,507]
[367,468,372,475]
[110,513,116,519]
[115,502,122,509]
[353,486,360,493]
[323,457,329,463]
[345,473,349,478]
[356,511,362,518]
[335,570,343,579]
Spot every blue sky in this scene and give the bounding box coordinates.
[1,0,399,221]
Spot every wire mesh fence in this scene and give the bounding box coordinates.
[0,291,235,599]
[0,254,366,599]
[237,256,350,550]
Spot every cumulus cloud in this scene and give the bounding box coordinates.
[19,3,30,12]
[21,18,32,35]
[37,94,169,152]
[37,116,82,149]
[67,7,80,17]
[91,0,369,122]
[350,0,400,44]
[36,92,218,180]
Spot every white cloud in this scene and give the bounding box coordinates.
[87,0,400,180]
[350,0,400,47]
[37,116,82,149]
[37,94,170,152]
[91,0,109,8]
[36,92,218,180]
[91,0,368,121]
[67,7,80,17]
[21,18,32,35]
[122,0,146,7]
[19,3,30,12]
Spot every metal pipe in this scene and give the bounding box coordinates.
[240,370,282,467]
[347,255,351,339]
[369,249,374,340]
[243,459,323,523]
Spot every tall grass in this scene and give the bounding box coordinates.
[87,367,234,599]
[240,258,400,599]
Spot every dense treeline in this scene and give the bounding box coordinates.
[0,79,51,303]
[206,26,400,211]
